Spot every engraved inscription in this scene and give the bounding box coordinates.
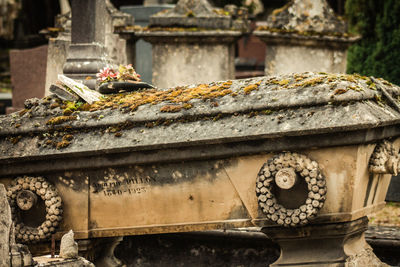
[91,176,155,196]
[101,186,147,197]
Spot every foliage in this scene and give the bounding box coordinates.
[346,0,400,85]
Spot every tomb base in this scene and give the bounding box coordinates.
[261,217,388,267]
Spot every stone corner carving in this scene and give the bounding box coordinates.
[0,183,33,267]
[369,140,399,175]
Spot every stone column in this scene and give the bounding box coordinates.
[62,0,133,89]
[46,2,134,94]
[254,0,360,76]
[262,217,388,266]
[138,0,249,88]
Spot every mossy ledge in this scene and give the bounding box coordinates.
[1,72,399,151]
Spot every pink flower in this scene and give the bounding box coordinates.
[96,67,118,82]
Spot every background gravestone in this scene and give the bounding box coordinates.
[138,0,248,88]
[254,0,359,76]
[7,45,47,114]
[120,4,174,84]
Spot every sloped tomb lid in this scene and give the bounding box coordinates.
[1,72,400,162]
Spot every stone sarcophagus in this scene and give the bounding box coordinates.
[1,72,399,266]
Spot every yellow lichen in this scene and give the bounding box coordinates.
[160,105,184,113]
[62,134,73,141]
[63,109,73,116]
[50,103,60,109]
[243,80,262,94]
[46,116,77,125]
[333,88,348,95]
[213,8,230,16]
[366,80,377,90]
[289,77,325,88]
[18,109,29,117]
[277,79,289,86]
[88,81,234,113]
[374,94,384,106]
[243,84,259,94]
[56,140,70,149]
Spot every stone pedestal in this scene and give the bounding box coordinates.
[92,237,124,267]
[140,32,239,88]
[139,0,248,88]
[254,0,359,75]
[255,32,359,76]
[46,3,133,94]
[262,217,387,267]
[62,0,110,89]
[120,4,174,84]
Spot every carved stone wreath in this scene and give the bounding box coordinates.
[255,152,327,227]
[6,176,63,243]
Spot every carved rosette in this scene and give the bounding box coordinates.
[369,140,400,175]
[256,152,327,227]
[7,176,63,243]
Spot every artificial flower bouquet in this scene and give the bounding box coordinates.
[96,64,141,85]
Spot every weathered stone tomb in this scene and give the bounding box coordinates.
[0,72,399,266]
